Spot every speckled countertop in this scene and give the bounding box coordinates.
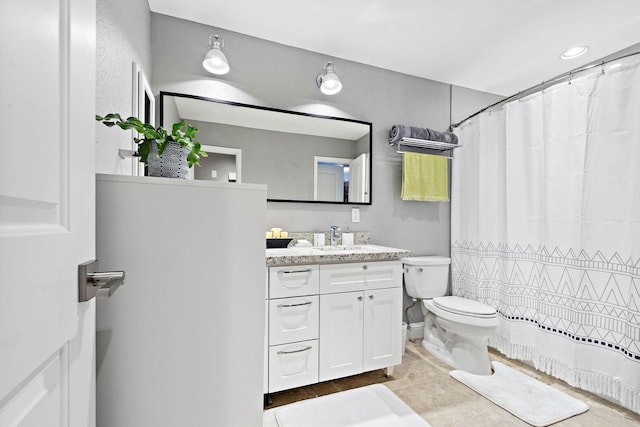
[265,244,412,266]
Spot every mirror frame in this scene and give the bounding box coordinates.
[159,92,372,205]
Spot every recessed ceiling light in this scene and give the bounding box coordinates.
[560,46,589,60]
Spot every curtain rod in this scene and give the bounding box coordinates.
[449,50,640,130]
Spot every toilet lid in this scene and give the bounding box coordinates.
[433,296,497,318]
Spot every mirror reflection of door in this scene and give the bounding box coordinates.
[317,162,346,202]
[348,153,368,203]
[315,156,350,202]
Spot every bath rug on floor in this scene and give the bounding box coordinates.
[262,384,431,427]
[450,361,588,426]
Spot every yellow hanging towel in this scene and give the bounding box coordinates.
[401,152,449,201]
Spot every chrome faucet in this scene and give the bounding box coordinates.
[329,225,340,246]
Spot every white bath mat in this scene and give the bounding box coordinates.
[263,384,430,427]
[450,361,589,426]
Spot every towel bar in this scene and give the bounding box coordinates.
[396,149,455,160]
[391,137,461,159]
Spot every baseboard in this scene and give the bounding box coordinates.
[407,322,425,340]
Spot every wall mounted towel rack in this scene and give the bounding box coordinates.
[390,137,462,159]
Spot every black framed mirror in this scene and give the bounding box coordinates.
[160,92,372,204]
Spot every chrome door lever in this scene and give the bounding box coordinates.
[78,260,125,302]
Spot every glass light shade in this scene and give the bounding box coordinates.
[203,47,230,75]
[320,72,342,95]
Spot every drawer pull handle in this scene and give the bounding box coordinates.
[279,269,313,288]
[277,346,312,355]
[277,301,313,308]
[281,269,312,274]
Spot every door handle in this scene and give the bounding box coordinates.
[78,260,125,302]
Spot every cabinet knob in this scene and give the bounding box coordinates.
[358,296,363,301]
[369,295,374,300]
[362,264,368,270]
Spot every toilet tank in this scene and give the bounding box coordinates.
[402,256,451,299]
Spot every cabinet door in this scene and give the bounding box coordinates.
[319,292,363,381]
[363,287,403,372]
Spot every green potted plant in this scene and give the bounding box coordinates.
[96,113,208,178]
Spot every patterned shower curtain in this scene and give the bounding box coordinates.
[451,58,640,413]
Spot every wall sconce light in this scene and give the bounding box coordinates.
[316,61,342,95]
[203,34,230,75]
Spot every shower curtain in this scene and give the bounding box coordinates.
[451,58,640,413]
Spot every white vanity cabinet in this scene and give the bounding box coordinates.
[318,261,403,382]
[266,260,402,393]
[265,260,403,393]
[267,265,320,393]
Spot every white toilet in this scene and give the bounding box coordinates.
[402,256,498,375]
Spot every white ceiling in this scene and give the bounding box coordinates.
[148,0,640,96]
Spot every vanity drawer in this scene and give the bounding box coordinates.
[269,295,319,345]
[319,261,402,294]
[268,339,319,393]
[269,265,319,298]
[362,261,402,290]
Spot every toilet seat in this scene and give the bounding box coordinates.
[433,296,497,319]
[423,297,499,328]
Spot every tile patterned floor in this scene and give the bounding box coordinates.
[266,340,640,426]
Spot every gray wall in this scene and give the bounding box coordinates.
[150,13,502,258]
[96,0,152,174]
[194,152,237,182]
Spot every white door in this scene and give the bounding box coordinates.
[0,1,96,426]
[319,292,363,381]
